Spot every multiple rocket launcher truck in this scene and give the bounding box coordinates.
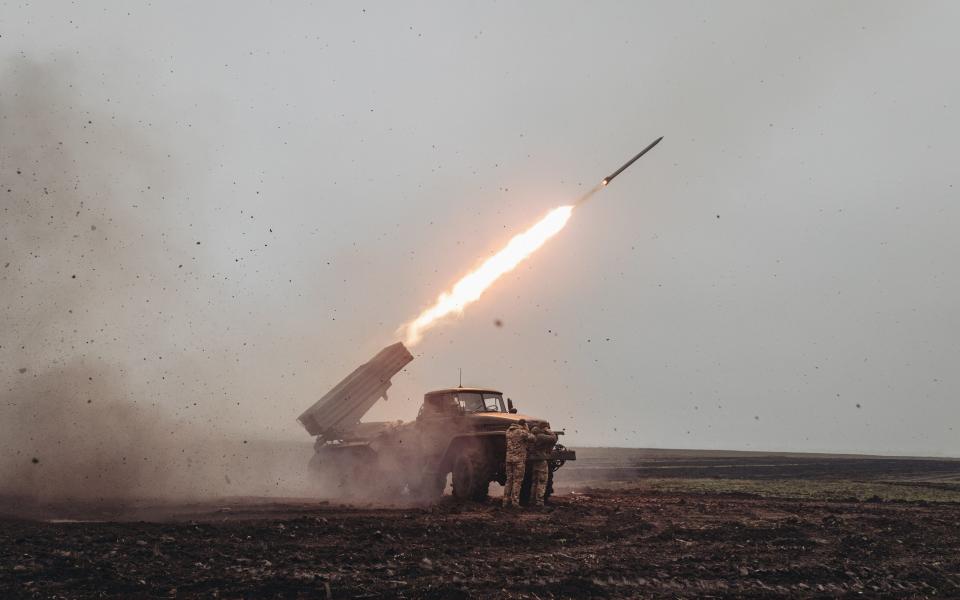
[298,342,576,504]
[293,140,671,502]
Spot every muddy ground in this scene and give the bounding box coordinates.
[2,450,960,598]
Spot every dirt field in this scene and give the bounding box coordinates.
[2,449,960,599]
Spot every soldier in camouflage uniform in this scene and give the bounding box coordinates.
[528,425,559,506]
[503,419,534,507]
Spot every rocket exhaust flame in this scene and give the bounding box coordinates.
[400,136,662,347]
[401,204,574,346]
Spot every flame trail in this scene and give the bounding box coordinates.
[400,204,576,346]
[398,136,662,347]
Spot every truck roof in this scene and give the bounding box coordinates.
[425,387,502,396]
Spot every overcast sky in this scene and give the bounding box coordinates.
[2,1,957,457]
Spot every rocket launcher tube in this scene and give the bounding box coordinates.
[297,342,414,439]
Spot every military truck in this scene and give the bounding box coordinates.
[298,342,575,504]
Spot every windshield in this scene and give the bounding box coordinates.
[455,392,505,413]
[420,394,460,417]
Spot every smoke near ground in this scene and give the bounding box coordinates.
[0,59,314,502]
[0,58,440,505]
[0,358,320,502]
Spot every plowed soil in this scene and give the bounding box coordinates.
[3,451,960,598]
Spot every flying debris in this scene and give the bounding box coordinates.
[602,136,664,186]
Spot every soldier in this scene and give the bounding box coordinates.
[503,419,534,508]
[528,425,558,506]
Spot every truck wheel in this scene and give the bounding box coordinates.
[452,450,491,501]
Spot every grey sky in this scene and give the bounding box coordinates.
[2,1,957,457]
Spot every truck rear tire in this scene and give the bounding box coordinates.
[452,450,491,501]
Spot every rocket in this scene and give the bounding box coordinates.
[601,136,663,186]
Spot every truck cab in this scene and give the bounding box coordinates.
[418,387,509,417]
[300,342,574,505]
[412,387,574,502]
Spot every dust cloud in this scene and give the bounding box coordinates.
[0,359,318,503]
[0,59,314,503]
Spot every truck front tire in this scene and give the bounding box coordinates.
[452,449,491,501]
